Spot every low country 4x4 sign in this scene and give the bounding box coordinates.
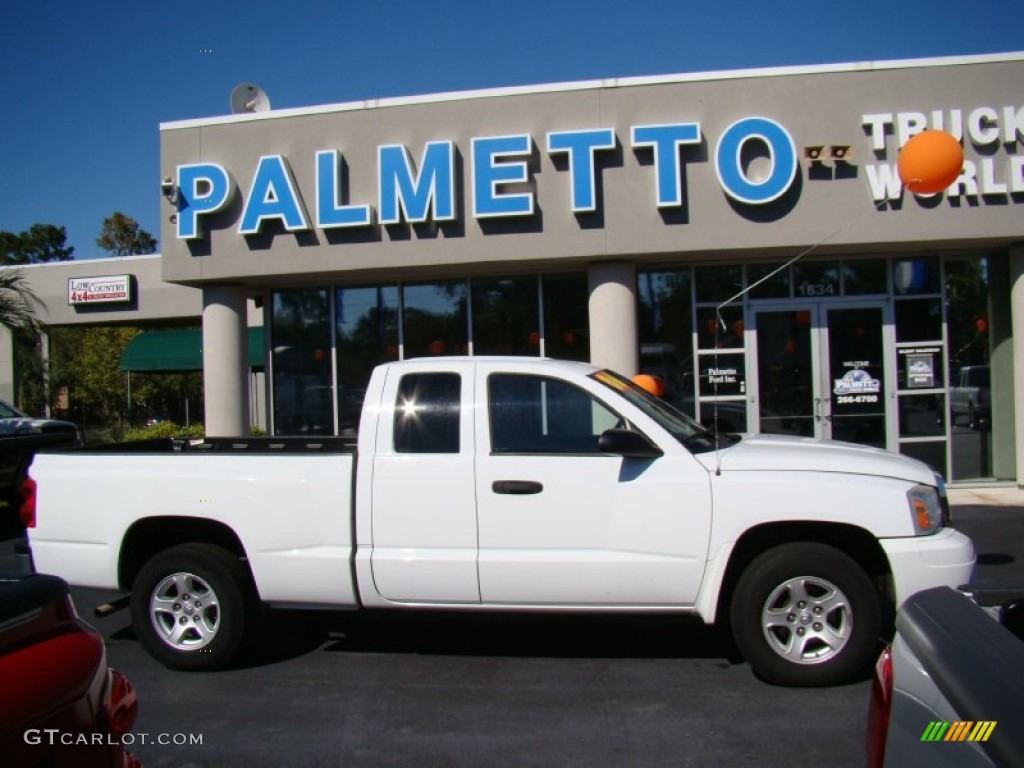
[68,275,131,305]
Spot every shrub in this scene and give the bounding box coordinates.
[121,422,206,442]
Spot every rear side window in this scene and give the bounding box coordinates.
[394,373,461,454]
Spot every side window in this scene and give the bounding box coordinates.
[489,374,621,454]
[394,373,461,454]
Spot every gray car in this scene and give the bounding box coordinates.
[0,399,81,442]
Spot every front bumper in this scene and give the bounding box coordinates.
[880,528,976,608]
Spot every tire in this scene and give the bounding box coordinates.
[130,543,253,671]
[729,542,881,687]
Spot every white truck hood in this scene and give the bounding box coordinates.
[693,433,938,486]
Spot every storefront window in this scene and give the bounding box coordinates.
[695,265,742,302]
[747,263,790,299]
[945,257,994,481]
[895,298,942,342]
[698,397,747,434]
[336,285,399,435]
[793,261,839,299]
[402,281,468,358]
[842,260,887,295]
[900,441,947,476]
[472,277,540,356]
[898,394,946,438]
[893,257,940,295]
[637,270,694,415]
[271,289,333,435]
[697,306,743,350]
[542,273,589,362]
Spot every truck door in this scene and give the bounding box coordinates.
[369,365,480,603]
[474,366,712,606]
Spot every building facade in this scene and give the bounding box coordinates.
[30,52,1024,486]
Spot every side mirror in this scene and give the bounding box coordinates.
[598,428,663,459]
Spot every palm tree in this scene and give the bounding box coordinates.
[0,270,43,335]
[0,269,47,412]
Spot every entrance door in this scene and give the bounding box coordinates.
[753,303,891,448]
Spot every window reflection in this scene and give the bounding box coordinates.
[893,258,940,295]
[895,298,942,342]
[271,289,333,435]
[543,273,589,361]
[695,265,742,302]
[637,270,695,417]
[946,257,994,481]
[472,277,539,356]
[842,260,887,295]
[402,282,468,358]
[336,286,399,434]
[747,263,790,299]
[697,306,743,350]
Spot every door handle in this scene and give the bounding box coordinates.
[814,398,833,423]
[492,480,543,495]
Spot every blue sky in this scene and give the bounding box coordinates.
[1,0,1019,259]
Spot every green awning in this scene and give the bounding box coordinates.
[120,328,265,372]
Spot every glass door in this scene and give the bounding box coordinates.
[754,307,819,438]
[753,303,892,448]
[823,306,887,448]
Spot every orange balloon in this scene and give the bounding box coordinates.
[897,130,964,194]
[632,374,664,397]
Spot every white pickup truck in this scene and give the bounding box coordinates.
[25,358,975,686]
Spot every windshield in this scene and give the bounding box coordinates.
[589,369,724,453]
[0,400,25,419]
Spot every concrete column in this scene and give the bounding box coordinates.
[1010,245,1024,487]
[587,261,638,377]
[202,285,249,437]
[988,252,1015,481]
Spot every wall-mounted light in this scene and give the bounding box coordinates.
[830,145,852,162]
[161,175,177,206]
[804,146,825,163]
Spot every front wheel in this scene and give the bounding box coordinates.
[729,543,881,686]
[130,543,253,671]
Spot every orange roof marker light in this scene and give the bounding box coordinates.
[631,374,664,397]
[897,130,964,195]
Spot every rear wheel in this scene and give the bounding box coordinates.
[131,543,252,671]
[729,542,880,686]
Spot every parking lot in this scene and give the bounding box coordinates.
[15,500,1008,767]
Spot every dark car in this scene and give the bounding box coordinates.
[0,571,142,767]
[0,398,81,442]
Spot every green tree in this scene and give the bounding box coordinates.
[50,326,204,432]
[50,326,137,427]
[96,212,158,257]
[0,224,74,264]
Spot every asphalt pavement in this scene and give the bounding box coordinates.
[3,496,1023,767]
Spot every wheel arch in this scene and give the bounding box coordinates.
[118,517,254,595]
[713,521,894,630]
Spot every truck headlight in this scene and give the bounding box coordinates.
[907,484,943,535]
